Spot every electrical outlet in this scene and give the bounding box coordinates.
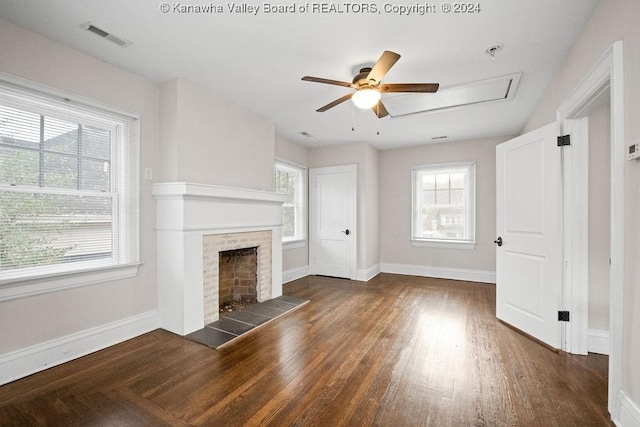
[144,168,153,180]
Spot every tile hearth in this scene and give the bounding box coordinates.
[186,295,308,349]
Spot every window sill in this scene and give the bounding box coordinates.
[0,263,141,302]
[411,239,476,250]
[283,240,307,250]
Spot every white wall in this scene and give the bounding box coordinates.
[0,20,159,354]
[159,78,275,191]
[588,102,611,332]
[523,0,640,414]
[364,144,379,272]
[379,136,510,280]
[308,142,380,277]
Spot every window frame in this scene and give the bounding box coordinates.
[411,162,476,249]
[0,74,140,302]
[274,159,306,249]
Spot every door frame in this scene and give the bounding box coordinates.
[556,41,624,416]
[309,164,358,280]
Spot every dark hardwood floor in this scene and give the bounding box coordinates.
[0,274,611,426]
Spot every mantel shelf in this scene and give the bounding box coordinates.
[152,182,287,204]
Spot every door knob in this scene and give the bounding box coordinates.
[494,236,503,247]
[341,229,350,236]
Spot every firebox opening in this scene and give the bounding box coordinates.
[218,246,258,314]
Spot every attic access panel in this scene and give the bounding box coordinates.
[384,73,522,117]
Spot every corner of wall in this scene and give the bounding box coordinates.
[159,79,179,182]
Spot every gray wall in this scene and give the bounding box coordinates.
[159,78,275,191]
[379,136,508,274]
[0,19,160,354]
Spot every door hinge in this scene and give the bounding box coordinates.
[558,311,570,322]
[557,135,571,146]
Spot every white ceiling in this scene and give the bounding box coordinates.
[0,0,598,149]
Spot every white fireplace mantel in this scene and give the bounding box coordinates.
[152,182,287,335]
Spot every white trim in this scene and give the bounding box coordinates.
[614,391,640,427]
[380,263,496,284]
[356,263,380,282]
[0,71,140,119]
[411,240,476,250]
[559,117,590,355]
[0,263,140,302]
[274,160,307,243]
[0,309,159,386]
[283,240,306,250]
[155,223,282,233]
[152,181,287,203]
[282,265,309,284]
[556,41,625,417]
[274,157,306,170]
[588,329,610,355]
[411,162,476,245]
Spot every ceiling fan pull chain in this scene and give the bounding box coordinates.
[351,103,355,131]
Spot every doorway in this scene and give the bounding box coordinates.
[557,41,624,416]
[587,101,611,355]
[309,164,357,279]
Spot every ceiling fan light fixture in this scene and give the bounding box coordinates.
[352,88,381,109]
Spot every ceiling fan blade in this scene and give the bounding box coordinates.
[373,100,389,118]
[379,83,440,93]
[367,51,401,84]
[317,93,353,112]
[302,76,353,88]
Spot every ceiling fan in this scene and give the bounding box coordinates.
[301,50,439,118]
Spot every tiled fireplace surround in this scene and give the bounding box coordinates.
[152,182,287,336]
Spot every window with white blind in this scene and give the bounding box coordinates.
[0,76,140,295]
[412,162,476,248]
[274,160,305,245]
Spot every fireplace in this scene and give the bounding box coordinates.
[153,182,287,335]
[203,230,272,325]
[218,247,258,310]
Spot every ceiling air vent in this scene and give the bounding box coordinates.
[384,73,522,118]
[81,22,131,47]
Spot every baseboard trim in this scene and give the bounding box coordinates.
[380,263,496,284]
[0,309,160,386]
[587,329,610,355]
[356,264,381,282]
[282,265,309,284]
[614,390,640,427]
[286,263,495,284]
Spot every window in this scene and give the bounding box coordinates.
[0,77,140,290]
[274,160,305,245]
[412,162,475,247]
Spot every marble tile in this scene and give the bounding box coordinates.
[186,327,236,348]
[275,295,308,306]
[209,318,256,335]
[223,310,271,326]
[186,296,309,349]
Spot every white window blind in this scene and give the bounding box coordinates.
[412,162,475,245]
[0,78,140,283]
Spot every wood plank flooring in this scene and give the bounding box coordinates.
[0,274,611,426]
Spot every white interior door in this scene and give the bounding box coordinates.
[309,165,356,279]
[496,123,562,349]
